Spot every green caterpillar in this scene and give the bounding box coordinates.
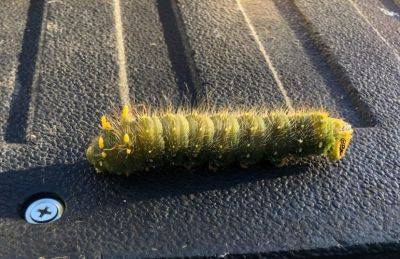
[86,105,353,175]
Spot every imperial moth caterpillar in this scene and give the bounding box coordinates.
[86,105,353,175]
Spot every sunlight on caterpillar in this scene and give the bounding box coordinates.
[86,104,353,175]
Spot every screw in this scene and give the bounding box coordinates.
[25,198,64,224]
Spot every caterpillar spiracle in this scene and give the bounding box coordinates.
[86,105,353,175]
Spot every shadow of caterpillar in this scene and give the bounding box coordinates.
[86,105,353,175]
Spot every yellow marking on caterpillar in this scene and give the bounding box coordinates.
[123,133,130,144]
[101,115,112,130]
[121,104,132,123]
[98,136,104,149]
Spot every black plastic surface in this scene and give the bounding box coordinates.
[0,0,399,257]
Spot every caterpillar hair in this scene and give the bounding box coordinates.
[86,105,353,175]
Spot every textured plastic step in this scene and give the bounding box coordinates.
[122,0,191,105]
[1,127,400,257]
[235,0,370,127]
[0,1,32,140]
[175,0,288,107]
[25,0,120,164]
[0,1,43,169]
[0,0,121,168]
[294,0,400,126]
[0,0,400,258]
[352,0,400,53]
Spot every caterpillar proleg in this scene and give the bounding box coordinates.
[86,105,353,175]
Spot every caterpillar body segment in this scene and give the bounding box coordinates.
[86,106,353,175]
[185,113,215,168]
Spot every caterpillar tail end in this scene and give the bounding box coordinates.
[327,119,353,161]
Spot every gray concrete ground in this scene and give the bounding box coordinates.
[0,0,399,257]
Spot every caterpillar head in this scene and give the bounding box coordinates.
[327,118,353,160]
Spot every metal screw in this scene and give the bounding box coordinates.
[25,198,64,224]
